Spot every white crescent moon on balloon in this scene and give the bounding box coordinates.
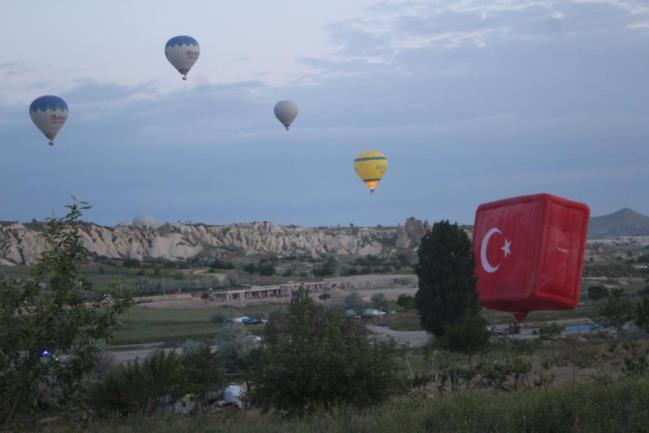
[480,227,502,273]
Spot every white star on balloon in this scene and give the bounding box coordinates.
[501,239,512,257]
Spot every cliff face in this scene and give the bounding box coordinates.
[0,219,430,266]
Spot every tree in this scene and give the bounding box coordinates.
[258,260,276,276]
[636,296,649,334]
[371,293,388,310]
[396,294,415,311]
[318,293,331,303]
[598,289,635,334]
[0,201,132,427]
[414,220,479,338]
[343,292,366,311]
[587,285,609,301]
[443,310,490,366]
[248,297,400,415]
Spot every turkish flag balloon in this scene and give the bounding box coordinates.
[472,193,590,321]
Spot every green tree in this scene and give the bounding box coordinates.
[414,221,479,338]
[248,297,400,415]
[344,292,366,311]
[636,296,649,334]
[258,260,276,276]
[371,292,388,310]
[598,289,635,334]
[443,310,490,366]
[0,201,132,427]
[396,294,415,311]
[214,324,257,377]
[587,285,609,301]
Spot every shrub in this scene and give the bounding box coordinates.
[588,285,609,301]
[209,312,229,324]
[123,258,141,268]
[443,311,490,365]
[371,293,388,310]
[0,201,132,426]
[396,294,415,311]
[598,288,635,333]
[258,261,276,276]
[344,292,366,311]
[539,323,563,340]
[248,297,401,415]
[90,345,224,417]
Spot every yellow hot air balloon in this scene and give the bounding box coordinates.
[354,150,388,193]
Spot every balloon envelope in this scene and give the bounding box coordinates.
[354,150,388,193]
[29,95,68,145]
[473,193,590,321]
[274,100,298,130]
[165,36,200,80]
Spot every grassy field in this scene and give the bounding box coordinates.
[33,377,649,433]
[111,303,284,345]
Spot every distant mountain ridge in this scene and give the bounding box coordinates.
[588,208,649,238]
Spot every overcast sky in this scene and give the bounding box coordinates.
[1,0,648,226]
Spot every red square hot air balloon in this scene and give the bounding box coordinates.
[472,193,590,321]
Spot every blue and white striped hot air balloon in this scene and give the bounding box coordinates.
[165,36,200,80]
[29,95,68,146]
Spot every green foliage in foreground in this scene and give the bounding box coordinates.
[35,377,649,433]
[0,201,132,427]
[248,293,401,415]
[90,345,223,417]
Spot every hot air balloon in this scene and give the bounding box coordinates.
[473,193,590,322]
[29,95,68,146]
[274,100,298,130]
[354,151,388,193]
[165,36,200,80]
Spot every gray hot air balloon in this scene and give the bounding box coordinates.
[273,100,299,130]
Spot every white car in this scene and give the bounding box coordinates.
[362,308,387,318]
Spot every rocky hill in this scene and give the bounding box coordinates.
[589,208,649,238]
[0,217,430,266]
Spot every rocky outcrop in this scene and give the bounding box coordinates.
[395,217,430,249]
[0,218,431,266]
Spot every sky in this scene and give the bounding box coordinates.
[1,0,648,227]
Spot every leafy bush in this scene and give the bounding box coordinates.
[0,201,132,426]
[209,312,229,324]
[598,288,635,332]
[90,351,186,416]
[539,323,563,340]
[90,344,224,417]
[210,259,234,270]
[396,294,415,311]
[248,296,401,415]
[443,311,490,364]
[588,285,609,301]
[258,261,276,276]
[123,258,141,268]
[343,292,366,311]
[371,293,388,310]
[214,325,257,377]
